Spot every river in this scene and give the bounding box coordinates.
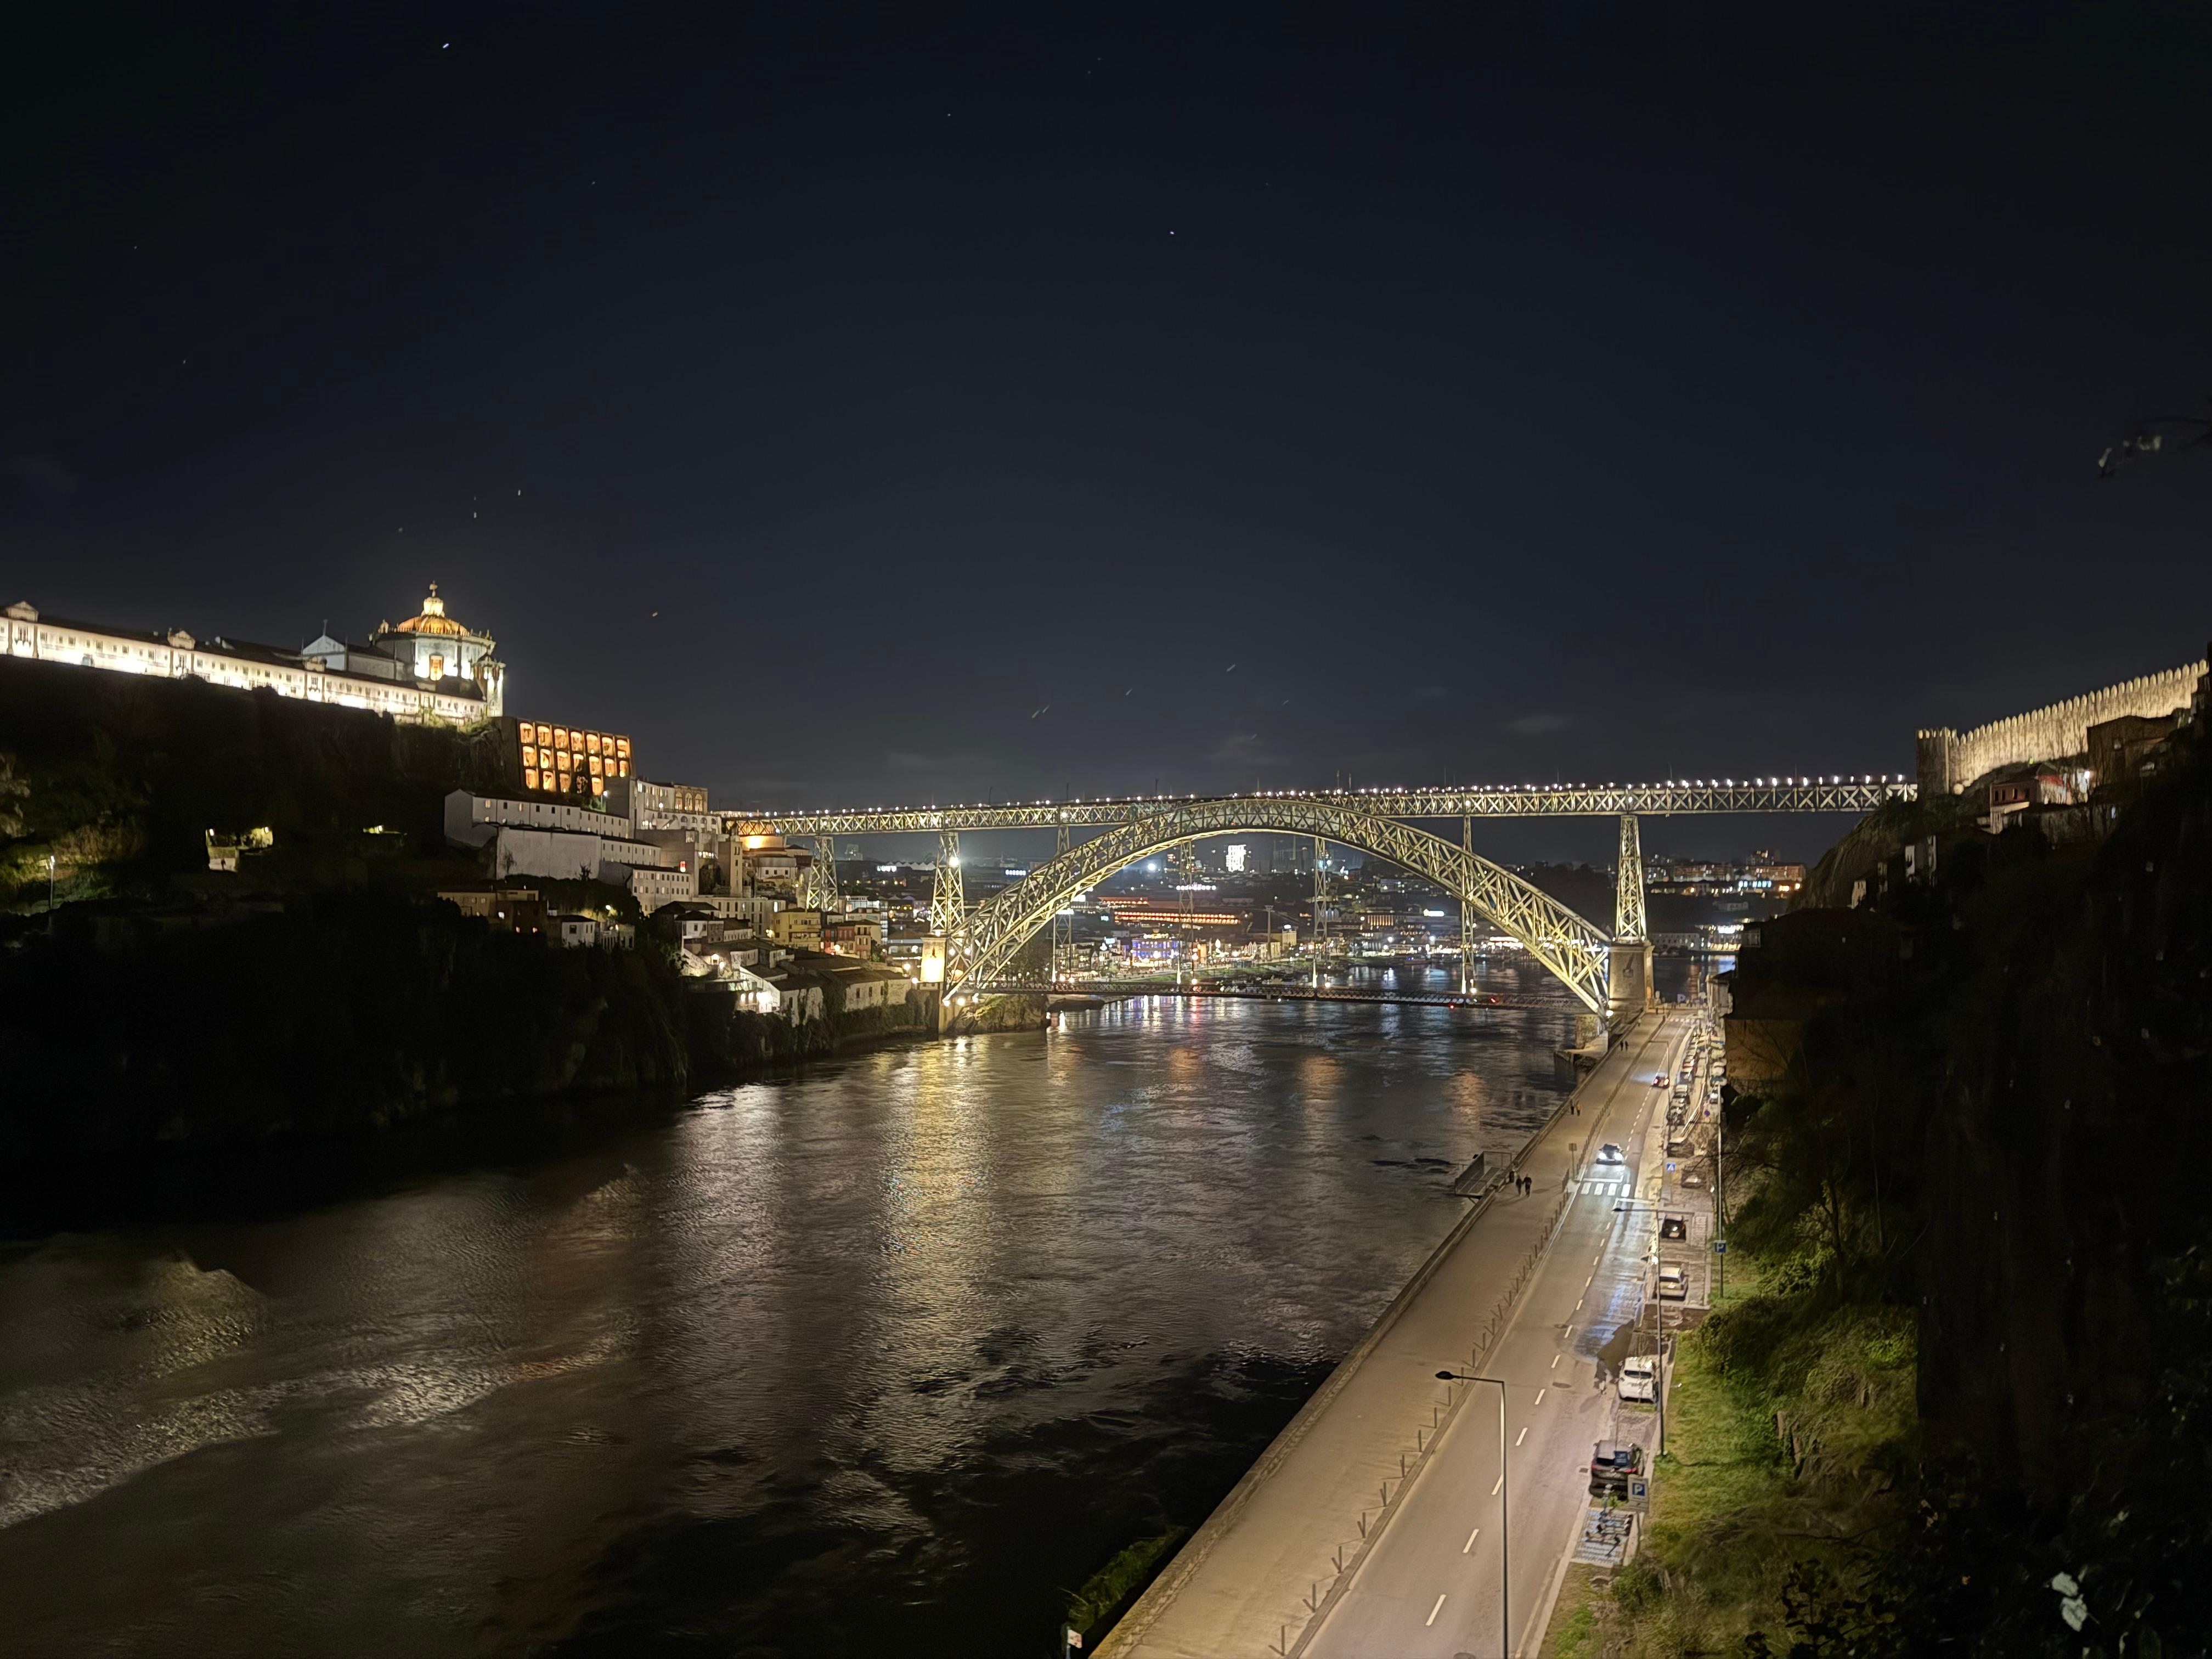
[0,958,1692,1656]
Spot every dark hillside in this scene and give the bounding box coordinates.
[0,654,516,902]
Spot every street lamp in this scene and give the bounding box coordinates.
[1436,1370,1510,1659]
[45,853,56,929]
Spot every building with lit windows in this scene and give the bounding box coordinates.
[516,719,632,800]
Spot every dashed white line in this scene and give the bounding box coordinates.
[1463,1527,1480,1554]
[1550,1354,1561,1369]
[1534,1388,1546,1405]
[1491,1475,1503,1496]
[1515,1426,1528,1447]
[1426,1593,1447,1627]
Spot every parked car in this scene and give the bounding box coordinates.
[1659,1215,1688,1240]
[1596,1142,1626,1165]
[1657,1266,1688,1300]
[1589,1438,1645,1493]
[1666,1132,1689,1155]
[1618,1355,1658,1403]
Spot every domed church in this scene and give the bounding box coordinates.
[301,583,505,715]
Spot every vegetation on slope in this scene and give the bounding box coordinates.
[1576,713,2211,1657]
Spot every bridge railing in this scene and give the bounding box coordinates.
[742,779,1913,836]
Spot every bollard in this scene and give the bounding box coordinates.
[1417,1429,1424,1453]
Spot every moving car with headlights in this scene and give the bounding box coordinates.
[1596,1142,1626,1165]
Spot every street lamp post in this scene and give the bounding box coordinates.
[1437,1370,1509,1659]
[46,853,56,930]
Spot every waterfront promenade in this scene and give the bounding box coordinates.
[1098,1012,1688,1659]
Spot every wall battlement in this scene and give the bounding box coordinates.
[1916,660,2206,795]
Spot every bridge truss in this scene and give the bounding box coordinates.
[742,777,1912,837]
[938,797,1613,1012]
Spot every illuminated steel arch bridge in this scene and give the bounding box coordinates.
[741,776,1911,1020]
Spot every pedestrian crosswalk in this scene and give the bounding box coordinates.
[1578,1179,1628,1197]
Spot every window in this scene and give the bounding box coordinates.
[586,732,601,756]
[523,770,539,790]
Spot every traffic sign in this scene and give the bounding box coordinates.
[1664,1161,1677,1172]
[1712,1240,1728,1254]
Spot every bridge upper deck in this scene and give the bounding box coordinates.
[741,777,1913,836]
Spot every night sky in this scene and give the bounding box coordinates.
[9,4,2210,861]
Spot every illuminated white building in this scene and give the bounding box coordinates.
[3,584,504,724]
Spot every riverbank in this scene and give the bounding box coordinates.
[0,888,971,1169]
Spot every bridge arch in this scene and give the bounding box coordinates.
[943,796,1613,1011]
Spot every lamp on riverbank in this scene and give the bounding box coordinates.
[1436,1370,1509,1659]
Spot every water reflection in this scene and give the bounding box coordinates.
[0,962,1596,1657]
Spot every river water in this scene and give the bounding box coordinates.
[0,960,1678,1657]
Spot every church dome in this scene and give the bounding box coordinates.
[385,583,473,639]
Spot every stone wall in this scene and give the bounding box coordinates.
[1916,659,2205,795]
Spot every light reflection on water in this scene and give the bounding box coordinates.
[0,963,1602,1657]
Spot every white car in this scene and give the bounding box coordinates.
[1656,1266,1688,1300]
[1595,1142,1626,1165]
[1618,1355,1658,1402]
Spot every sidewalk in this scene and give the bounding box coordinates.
[1097,1015,1680,1659]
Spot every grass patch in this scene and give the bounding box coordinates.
[1066,1527,1187,1642]
[1576,1246,1915,1657]
[1543,1564,1603,1658]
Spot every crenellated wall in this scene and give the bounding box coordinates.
[1916,660,2205,795]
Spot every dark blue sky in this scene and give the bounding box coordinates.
[8,3,2209,861]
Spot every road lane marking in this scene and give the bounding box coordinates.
[1463,1527,1480,1554]
[1550,1354,1560,1369]
[1491,1475,1503,1495]
[1534,1389,1546,1404]
[1427,1593,1447,1627]
[1515,1426,1528,1446]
